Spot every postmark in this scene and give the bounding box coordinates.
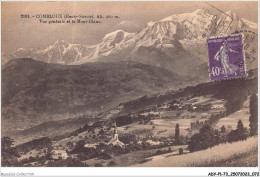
[207,34,246,81]
[182,2,233,41]
[236,30,258,77]
[181,2,234,62]
[183,3,233,43]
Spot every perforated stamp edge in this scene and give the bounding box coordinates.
[206,33,247,82]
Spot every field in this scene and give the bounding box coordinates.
[83,145,187,167]
[118,95,226,137]
[134,136,258,167]
[117,117,207,138]
[215,97,250,130]
[199,146,258,167]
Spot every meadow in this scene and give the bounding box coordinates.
[134,136,258,167]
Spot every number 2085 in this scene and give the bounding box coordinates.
[21,14,30,18]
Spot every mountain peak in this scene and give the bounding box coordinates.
[192,9,205,14]
[160,9,213,23]
[17,48,26,51]
[224,11,238,19]
[101,29,135,47]
[225,10,234,15]
[240,18,258,29]
[147,21,155,27]
[53,39,70,46]
[103,30,131,39]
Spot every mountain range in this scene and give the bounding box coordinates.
[2,9,257,80]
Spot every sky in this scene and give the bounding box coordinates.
[2,1,258,53]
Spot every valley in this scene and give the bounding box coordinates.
[1,7,258,168]
[2,58,194,137]
[3,74,257,167]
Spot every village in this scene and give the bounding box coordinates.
[9,91,252,167]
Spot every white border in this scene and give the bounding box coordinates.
[0,167,259,177]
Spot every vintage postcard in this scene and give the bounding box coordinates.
[1,1,258,175]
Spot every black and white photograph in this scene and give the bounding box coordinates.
[1,1,258,171]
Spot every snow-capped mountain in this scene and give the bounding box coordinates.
[4,40,97,65]
[2,30,136,65]
[2,9,257,77]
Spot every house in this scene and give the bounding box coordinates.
[146,140,162,146]
[69,154,78,159]
[51,150,68,160]
[84,143,99,148]
[192,106,197,110]
[211,104,224,109]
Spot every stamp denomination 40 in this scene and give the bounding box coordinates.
[207,34,246,81]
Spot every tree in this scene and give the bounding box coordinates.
[45,145,53,160]
[66,142,74,148]
[175,123,180,145]
[225,99,243,115]
[249,94,258,136]
[167,147,172,152]
[237,120,248,141]
[107,160,116,167]
[99,129,105,135]
[220,125,226,133]
[228,120,248,142]
[70,140,86,153]
[237,120,244,132]
[1,136,20,166]
[66,158,87,167]
[188,125,219,152]
[179,148,183,155]
[94,163,103,167]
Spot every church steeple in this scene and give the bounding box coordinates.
[113,122,118,140]
[107,121,125,147]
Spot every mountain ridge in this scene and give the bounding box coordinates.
[2,58,195,136]
[2,9,257,66]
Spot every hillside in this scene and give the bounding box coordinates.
[4,74,257,166]
[133,136,258,167]
[2,58,194,135]
[116,76,257,116]
[9,74,257,145]
[10,116,96,146]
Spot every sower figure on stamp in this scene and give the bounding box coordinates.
[214,40,239,76]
